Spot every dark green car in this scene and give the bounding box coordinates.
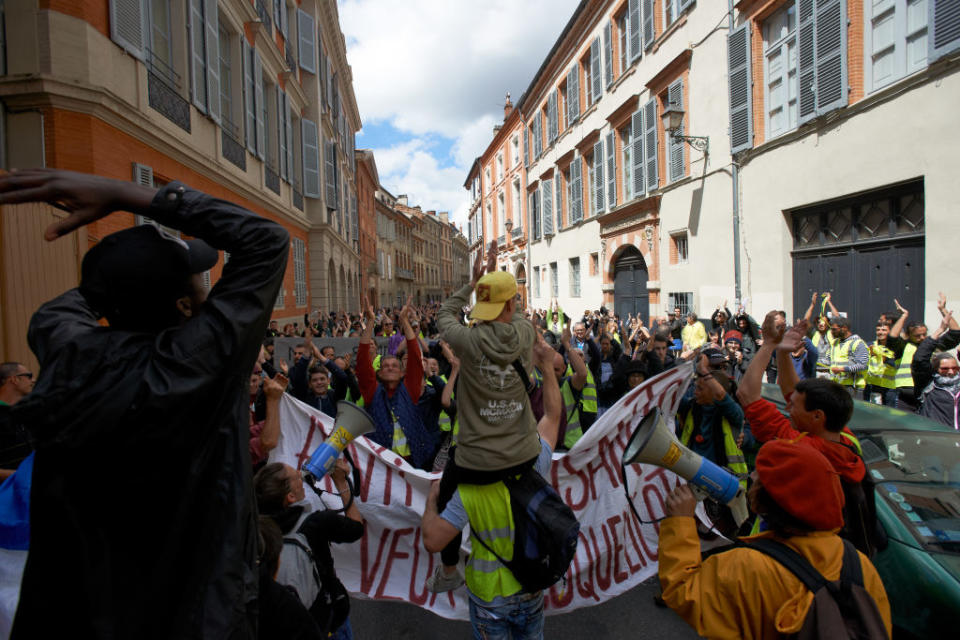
[760,385,960,639]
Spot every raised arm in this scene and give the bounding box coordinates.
[775,320,808,398]
[890,299,909,338]
[825,291,840,318]
[736,311,784,406]
[533,334,562,450]
[259,373,289,454]
[803,291,818,323]
[562,324,588,391]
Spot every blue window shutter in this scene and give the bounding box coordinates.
[254,53,265,159]
[570,155,581,223]
[728,22,752,153]
[243,39,255,153]
[679,0,695,12]
[567,66,580,123]
[109,0,145,61]
[548,90,558,144]
[302,118,320,197]
[930,0,960,62]
[555,169,563,230]
[204,0,220,124]
[631,108,645,198]
[642,0,655,50]
[590,37,602,102]
[605,132,616,208]
[277,87,287,178]
[644,98,658,192]
[325,139,337,205]
[668,79,685,182]
[534,112,542,157]
[814,0,846,115]
[298,9,316,73]
[189,0,207,113]
[628,0,641,63]
[593,140,604,214]
[543,179,554,236]
[603,23,613,88]
[797,0,817,125]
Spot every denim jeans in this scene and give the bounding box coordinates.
[468,591,544,640]
[329,616,352,640]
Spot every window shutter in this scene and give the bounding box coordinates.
[631,108,645,198]
[643,98,658,192]
[527,191,535,238]
[548,90,558,144]
[930,0,960,62]
[555,170,563,230]
[668,79,685,182]
[642,0,655,50]
[132,162,153,186]
[318,31,326,108]
[326,59,334,109]
[533,112,542,158]
[286,97,294,183]
[727,23,752,153]
[254,53,265,159]
[679,0,695,12]
[590,37,602,102]
[605,132,616,208]
[302,118,320,197]
[628,0,641,63]
[279,0,289,39]
[243,40,255,153]
[572,154,583,223]
[298,9,316,73]
[567,65,580,123]
[204,0,220,123]
[593,140,605,214]
[109,0,145,60]
[798,0,817,124]
[814,0,847,115]
[524,123,530,167]
[189,0,207,113]
[603,23,613,88]
[325,139,337,206]
[543,178,554,236]
[277,88,287,179]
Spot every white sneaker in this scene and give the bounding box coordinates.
[425,564,464,593]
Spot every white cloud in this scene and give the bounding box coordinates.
[338,0,580,227]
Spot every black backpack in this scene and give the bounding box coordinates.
[745,538,889,640]
[473,467,580,593]
[836,440,887,557]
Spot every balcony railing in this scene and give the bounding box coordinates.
[147,66,190,133]
[285,40,296,72]
[293,188,303,211]
[256,0,272,32]
[511,226,524,240]
[265,162,280,194]
[221,125,246,170]
[497,235,505,246]
[397,268,415,280]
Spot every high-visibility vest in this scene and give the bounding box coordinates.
[812,330,836,367]
[830,337,867,389]
[432,375,459,440]
[565,364,598,415]
[866,341,897,389]
[679,412,748,490]
[561,377,584,449]
[895,342,918,388]
[460,482,522,602]
[347,388,365,408]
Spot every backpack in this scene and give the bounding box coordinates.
[279,533,349,636]
[473,466,580,593]
[745,538,889,640]
[836,440,887,557]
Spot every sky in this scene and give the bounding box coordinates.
[338,0,581,231]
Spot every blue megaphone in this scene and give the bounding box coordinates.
[302,401,375,482]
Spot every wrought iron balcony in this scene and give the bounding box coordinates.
[397,268,415,280]
[511,226,524,240]
[147,67,190,133]
[256,0,272,32]
[497,235,506,246]
[265,162,280,194]
[221,124,246,170]
[285,40,296,72]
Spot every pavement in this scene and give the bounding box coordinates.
[349,576,702,639]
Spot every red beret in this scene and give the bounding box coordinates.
[756,438,845,531]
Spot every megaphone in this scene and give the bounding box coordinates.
[622,407,743,506]
[302,400,375,482]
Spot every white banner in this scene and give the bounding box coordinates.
[271,363,696,619]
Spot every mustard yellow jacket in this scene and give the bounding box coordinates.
[658,517,892,640]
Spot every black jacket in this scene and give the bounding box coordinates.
[913,329,960,428]
[290,357,349,418]
[10,183,288,639]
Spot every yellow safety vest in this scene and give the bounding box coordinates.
[812,330,836,367]
[866,342,896,389]
[830,337,867,389]
[565,364,598,414]
[895,342,918,388]
[433,375,459,440]
[679,412,748,490]
[460,482,522,603]
[561,378,584,449]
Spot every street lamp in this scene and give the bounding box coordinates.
[505,219,513,232]
[660,104,709,155]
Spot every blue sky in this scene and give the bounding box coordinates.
[338,0,581,229]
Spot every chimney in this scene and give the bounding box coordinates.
[503,92,513,121]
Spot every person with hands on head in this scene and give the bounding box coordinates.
[0,168,288,639]
[289,333,348,420]
[804,291,836,373]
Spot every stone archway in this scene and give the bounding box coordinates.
[514,263,528,311]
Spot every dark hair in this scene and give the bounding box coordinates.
[652,333,670,345]
[0,362,22,385]
[829,316,850,329]
[794,378,853,432]
[258,515,283,581]
[254,463,291,515]
[320,345,336,356]
[753,484,815,537]
[906,321,926,334]
[933,353,959,371]
[262,337,274,347]
[308,365,329,378]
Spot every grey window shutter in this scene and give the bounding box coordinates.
[318,31,326,108]
[631,108,645,198]
[590,37,602,102]
[243,40,255,153]
[189,0,207,113]
[593,140,605,214]
[644,98,658,192]
[814,0,846,115]
[204,0,220,123]
[277,88,287,179]
[254,53,265,159]
[285,96,294,183]
[668,79,685,182]
[573,155,583,223]
[798,0,817,125]
[527,191,535,238]
[679,0,695,12]
[109,0,145,61]
[524,123,529,167]
[567,66,580,124]
[543,178,554,236]
[298,9,316,73]
[325,139,337,205]
[603,23,613,88]
[605,132,616,208]
[628,0,641,63]
[642,0,655,51]
[326,59,334,109]
[279,0,289,39]
[132,162,153,186]
[930,0,960,62]
[555,169,563,230]
[548,90,558,144]
[533,112,542,158]
[728,23,752,153]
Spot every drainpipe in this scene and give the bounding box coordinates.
[729,0,742,305]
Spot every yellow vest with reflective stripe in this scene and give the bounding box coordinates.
[434,375,459,440]
[830,337,867,389]
[812,331,836,367]
[460,482,522,602]
[679,412,748,490]
[895,342,918,388]
[866,342,896,389]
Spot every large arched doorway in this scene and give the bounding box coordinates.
[613,245,649,323]
[515,263,528,311]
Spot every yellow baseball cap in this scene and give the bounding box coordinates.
[470,271,518,321]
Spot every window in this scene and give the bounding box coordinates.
[512,178,521,229]
[529,188,541,240]
[590,252,599,276]
[669,292,693,315]
[664,0,694,27]
[218,22,236,132]
[497,153,504,179]
[582,53,593,108]
[485,167,491,193]
[550,262,559,298]
[620,123,633,201]
[569,257,581,297]
[671,231,689,264]
[534,266,541,297]
[866,0,928,92]
[147,0,174,83]
[511,136,520,166]
[498,192,506,236]
[293,237,307,306]
[486,203,493,240]
[764,3,798,139]
[618,13,629,75]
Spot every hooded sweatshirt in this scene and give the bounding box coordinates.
[437,284,538,470]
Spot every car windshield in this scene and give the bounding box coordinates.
[860,430,960,552]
